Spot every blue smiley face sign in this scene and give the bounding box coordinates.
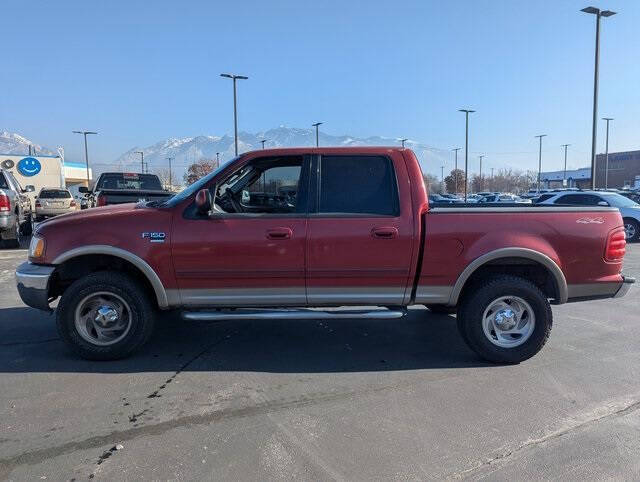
[17,157,42,177]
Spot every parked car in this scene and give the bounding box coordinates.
[80,172,173,207]
[16,147,634,363]
[539,190,640,242]
[35,188,77,221]
[478,194,532,204]
[0,168,34,248]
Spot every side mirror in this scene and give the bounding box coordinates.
[195,188,212,214]
[24,185,35,192]
[79,186,89,194]
[597,200,609,207]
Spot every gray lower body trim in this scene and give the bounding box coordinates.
[306,286,405,305]
[174,287,306,307]
[567,282,621,300]
[414,285,453,304]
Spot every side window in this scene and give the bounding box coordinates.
[318,155,399,216]
[214,156,305,215]
[0,173,9,190]
[555,194,584,205]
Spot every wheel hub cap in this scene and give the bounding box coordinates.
[95,306,119,326]
[494,308,517,330]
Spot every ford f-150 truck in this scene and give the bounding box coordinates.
[16,147,634,363]
[79,172,173,207]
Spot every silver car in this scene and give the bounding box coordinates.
[0,169,34,248]
[35,188,77,220]
[539,190,640,241]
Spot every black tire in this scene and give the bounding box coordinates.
[35,215,44,222]
[1,218,21,249]
[56,271,156,360]
[20,214,33,236]
[623,218,640,243]
[427,304,457,315]
[457,275,552,364]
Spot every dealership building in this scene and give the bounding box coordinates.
[0,153,92,198]
[541,149,640,190]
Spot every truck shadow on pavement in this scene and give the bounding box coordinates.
[0,307,491,373]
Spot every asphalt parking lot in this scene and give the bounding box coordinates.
[0,243,639,480]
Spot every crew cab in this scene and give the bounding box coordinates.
[80,172,172,207]
[16,148,634,363]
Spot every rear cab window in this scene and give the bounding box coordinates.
[97,173,163,190]
[316,155,399,216]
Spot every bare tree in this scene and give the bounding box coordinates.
[184,159,217,185]
[153,167,178,190]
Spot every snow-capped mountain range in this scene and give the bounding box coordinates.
[0,130,57,156]
[116,127,448,180]
[2,127,449,182]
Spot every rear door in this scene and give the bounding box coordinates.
[306,152,415,305]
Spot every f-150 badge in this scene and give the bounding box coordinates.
[142,232,166,243]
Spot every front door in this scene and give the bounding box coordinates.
[171,155,309,307]
[306,153,415,305]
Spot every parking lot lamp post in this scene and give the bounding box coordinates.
[220,73,248,156]
[261,139,267,149]
[535,134,547,192]
[581,6,617,189]
[491,167,495,191]
[166,157,174,187]
[561,144,570,185]
[478,155,484,191]
[134,151,144,174]
[72,130,97,188]
[452,147,461,194]
[602,117,613,188]
[399,138,407,148]
[459,109,475,202]
[312,123,323,147]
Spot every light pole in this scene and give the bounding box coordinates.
[452,147,461,194]
[220,73,248,156]
[535,134,547,192]
[478,155,484,192]
[603,117,613,188]
[440,165,445,192]
[459,109,475,202]
[261,139,267,149]
[491,167,495,191]
[561,144,571,185]
[216,152,220,166]
[399,138,408,148]
[72,130,97,187]
[135,151,144,174]
[166,157,174,187]
[581,6,617,189]
[312,122,323,147]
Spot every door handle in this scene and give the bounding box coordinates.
[266,227,293,240]
[371,227,398,239]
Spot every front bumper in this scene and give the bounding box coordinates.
[15,262,55,311]
[0,213,17,230]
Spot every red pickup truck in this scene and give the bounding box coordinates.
[16,147,634,363]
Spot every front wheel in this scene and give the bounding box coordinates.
[457,275,552,364]
[56,271,156,360]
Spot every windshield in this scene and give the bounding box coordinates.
[602,193,639,208]
[162,156,239,207]
[97,173,163,191]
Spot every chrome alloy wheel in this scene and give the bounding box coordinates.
[482,296,536,348]
[624,222,636,241]
[74,291,132,346]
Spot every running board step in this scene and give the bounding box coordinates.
[181,308,406,321]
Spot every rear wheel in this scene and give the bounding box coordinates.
[20,214,33,236]
[623,218,640,242]
[1,217,21,249]
[56,271,156,360]
[457,275,552,363]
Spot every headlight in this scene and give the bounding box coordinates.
[29,235,46,259]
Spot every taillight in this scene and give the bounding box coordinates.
[0,194,10,212]
[96,194,107,207]
[70,200,77,207]
[605,227,626,262]
[35,200,41,207]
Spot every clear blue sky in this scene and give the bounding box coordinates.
[3,0,638,176]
